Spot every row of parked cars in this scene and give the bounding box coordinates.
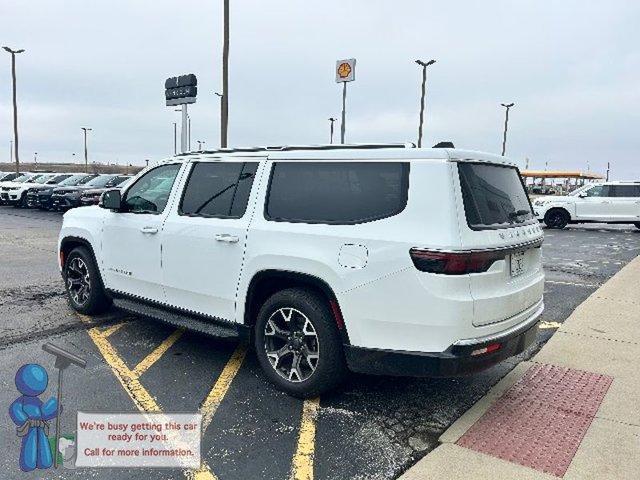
[0,171,131,211]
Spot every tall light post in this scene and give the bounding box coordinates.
[81,127,92,173]
[220,0,230,148]
[3,46,25,173]
[415,59,436,148]
[328,117,337,144]
[500,102,514,156]
[173,122,177,155]
[34,152,38,169]
[215,92,224,148]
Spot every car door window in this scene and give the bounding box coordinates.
[180,162,258,218]
[610,185,640,197]
[584,185,610,197]
[123,164,181,214]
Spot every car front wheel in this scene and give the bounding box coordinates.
[254,288,346,398]
[63,246,112,315]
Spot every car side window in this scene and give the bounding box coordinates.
[610,185,640,197]
[265,161,409,224]
[584,185,610,197]
[180,162,258,218]
[123,164,181,214]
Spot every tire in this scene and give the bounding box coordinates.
[63,246,112,315]
[544,209,569,229]
[634,223,640,230]
[15,192,27,208]
[254,288,347,398]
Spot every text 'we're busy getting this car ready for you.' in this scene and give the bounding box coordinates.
[58,144,544,397]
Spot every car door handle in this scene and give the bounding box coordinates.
[140,226,158,234]
[215,234,239,243]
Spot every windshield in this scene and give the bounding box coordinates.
[568,184,597,196]
[84,175,117,188]
[58,174,91,186]
[33,175,54,184]
[47,174,72,184]
[458,162,534,230]
[12,174,32,183]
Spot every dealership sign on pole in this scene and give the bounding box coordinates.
[165,74,197,154]
[335,59,356,144]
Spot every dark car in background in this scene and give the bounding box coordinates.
[51,174,131,211]
[79,176,132,206]
[22,174,76,208]
[28,173,98,210]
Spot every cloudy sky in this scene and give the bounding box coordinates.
[1,1,639,179]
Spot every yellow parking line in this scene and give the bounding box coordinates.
[132,327,185,377]
[102,322,126,338]
[539,321,562,329]
[200,344,247,430]
[78,314,218,479]
[291,397,320,480]
[86,326,162,412]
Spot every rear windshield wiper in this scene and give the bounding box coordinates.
[508,209,531,220]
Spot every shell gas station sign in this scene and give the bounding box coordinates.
[335,58,356,83]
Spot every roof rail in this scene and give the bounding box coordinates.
[177,142,416,157]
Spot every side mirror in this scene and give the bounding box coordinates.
[100,189,122,210]
[577,193,587,198]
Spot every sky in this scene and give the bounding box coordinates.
[1,0,639,179]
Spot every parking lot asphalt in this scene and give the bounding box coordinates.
[1,206,639,480]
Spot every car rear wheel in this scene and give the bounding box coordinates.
[254,288,346,398]
[64,247,112,315]
[544,209,569,229]
[634,222,640,230]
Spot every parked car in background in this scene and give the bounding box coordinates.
[22,174,78,208]
[29,173,98,210]
[79,176,133,206]
[51,174,131,211]
[0,172,22,182]
[0,173,61,207]
[534,181,640,229]
[0,173,42,205]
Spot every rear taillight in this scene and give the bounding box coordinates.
[410,248,506,275]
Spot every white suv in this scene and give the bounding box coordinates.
[534,182,640,229]
[58,144,544,397]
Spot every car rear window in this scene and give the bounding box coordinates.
[458,162,533,230]
[265,162,408,224]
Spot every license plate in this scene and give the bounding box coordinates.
[510,251,526,277]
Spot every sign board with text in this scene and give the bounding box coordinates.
[335,58,356,83]
[165,74,198,106]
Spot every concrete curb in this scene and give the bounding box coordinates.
[399,255,640,480]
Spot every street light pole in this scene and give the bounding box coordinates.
[3,46,25,173]
[34,152,38,169]
[415,59,436,148]
[500,102,515,156]
[328,117,336,144]
[81,127,92,173]
[215,92,224,148]
[173,122,177,155]
[220,0,230,148]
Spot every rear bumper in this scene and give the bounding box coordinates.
[345,303,541,377]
